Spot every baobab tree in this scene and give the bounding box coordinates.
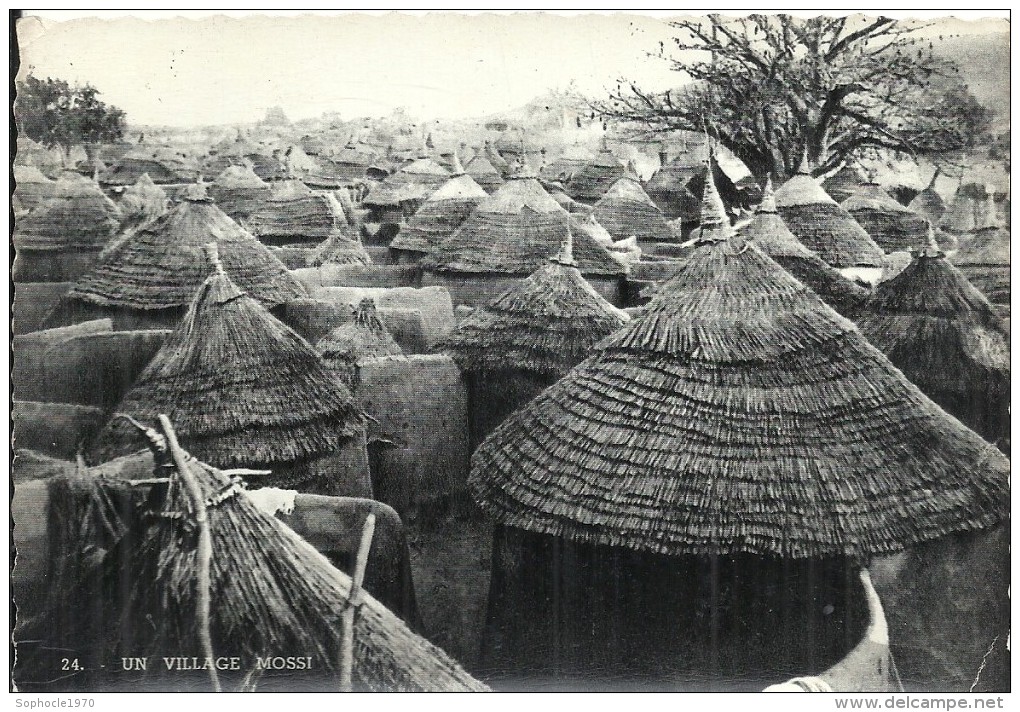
[594,14,991,180]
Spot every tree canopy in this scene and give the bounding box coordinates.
[594,15,992,180]
[16,75,127,155]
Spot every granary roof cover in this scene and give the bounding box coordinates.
[93,257,362,467]
[441,229,629,377]
[469,172,1009,560]
[422,172,626,276]
[67,195,304,310]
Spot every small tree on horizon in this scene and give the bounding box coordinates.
[593,15,993,181]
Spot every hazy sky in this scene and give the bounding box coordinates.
[15,10,1010,128]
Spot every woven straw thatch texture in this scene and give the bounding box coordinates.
[821,165,867,204]
[390,174,487,254]
[465,153,505,193]
[592,178,673,242]
[440,260,629,378]
[908,186,946,224]
[469,238,1009,560]
[67,198,304,310]
[843,184,931,252]
[775,176,884,268]
[107,452,488,691]
[565,149,627,203]
[93,270,363,467]
[317,298,403,387]
[950,226,1011,304]
[13,164,57,214]
[858,253,1010,449]
[14,187,122,251]
[422,178,625,276]
[117,174,169,229]
[247,190,347,244]
[738,199,869,318]
[308,231,372,267]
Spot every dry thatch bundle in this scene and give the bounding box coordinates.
[42,433,486,691]
[317,298,403,387]
[422,162,625,277]
[67,188,304,311]
[13,179,122,251]
[247,182,347,245]
[739,179,869,318]
[209,164,272,222]
[440,234,629,378]
[390,173,488,255]
[907,170,946,224]
[465,152,504,193]
[950,223,1011,304]
[821,164,867,204]
[858,248,1010,448]
[469,173,1009,561]
[591,177,673,242]
[93,261,363,468]
[775,170,884,268]
[842,183,931,252]
[565,144,627,203]
[117,173,169,230]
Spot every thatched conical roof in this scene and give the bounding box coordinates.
[739,178,869,317]
[316,298,403,387]
[775,169,885,268]
[117,173,169,227]
[67,190,304,310]
[422,167,626,276]
[13,177,122,251]
[469,174,1009,560]
[842,183,931,252]
[565,143,627,203]
[592,177,673,242]
[307,230,372,267]
[109,438,488,691]
[247,182,348,244]
[907,170,946,223]
[208,164,272,221]
[821,164,867,204]
[93,260,362,467]
[949,211,1011,304]
[390,173,488,254]
[465,152,505,193]
[938,188,980,234]
[12,164,57,214]
[441,230,629,377]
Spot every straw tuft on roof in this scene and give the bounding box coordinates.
[390,173,488,254]
[739,178,869,317]
[592,177,673,242]
[842,183,931,252]
[422,172,625,276]
[67,195,304,310]
[469,220,1009,560]
[775,172,885,268]
[440,232,629,378]
[93,262,363,468]
[317,298,403,387]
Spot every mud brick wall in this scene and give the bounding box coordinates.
[356,354,470,517]
[283,298,429,354]
[313,285,455,349]
[13,401,107,459]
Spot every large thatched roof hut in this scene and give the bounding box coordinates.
[12,164,57,215]
[421,157,626,306]
[13,177,122,252]
[858,242,1010,452]
[842,182,931,253]
[92,254,366,494]
[389,156,488,262]
[209,163,272,222]
[100,147,199,186]
[591,175,673,243]
[60,185,304,328]
[246,180,348,246]
[441,232,629,448]
[565,142,627,204]
[317,297,403,388]
[468,171,1008,687]
[949,207,1010,305]
[775,166,885,271]
[738,178,869,318]
[116,173,169,230]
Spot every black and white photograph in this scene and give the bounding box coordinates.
[9,9,1011,696]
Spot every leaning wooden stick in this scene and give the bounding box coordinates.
[340,513,376,692]
[158,414,222,693]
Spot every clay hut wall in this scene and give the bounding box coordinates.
[465,370,555,451]
[13,401,107,460]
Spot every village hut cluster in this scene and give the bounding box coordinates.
[12,93,1010,694]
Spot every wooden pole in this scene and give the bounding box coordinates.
[158,414,221,693]
[340,513,376,692]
